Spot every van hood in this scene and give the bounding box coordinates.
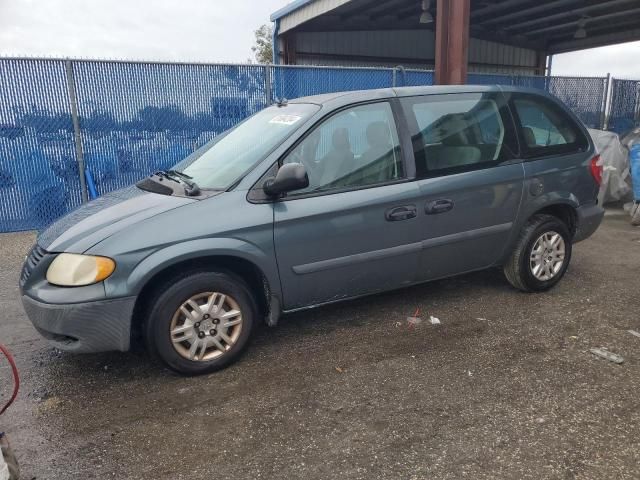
[37,186,198,253]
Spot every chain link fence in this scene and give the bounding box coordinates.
[468,73,609,129]
[0,57,636,232]
[608,79,640,134]
[0,59,82,232]
[271,65,395,100]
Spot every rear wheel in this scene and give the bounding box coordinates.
[504,214,572,292]
[144,271,257,375]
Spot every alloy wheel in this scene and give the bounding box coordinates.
[169,292,243,361]
[529,231,566,281]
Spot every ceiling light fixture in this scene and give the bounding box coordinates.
[419,0,433,24]
[574,17,588,39]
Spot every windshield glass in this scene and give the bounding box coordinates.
[175,103,319,189]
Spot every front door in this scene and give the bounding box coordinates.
[399,92,524,281]
[272,101,422,310]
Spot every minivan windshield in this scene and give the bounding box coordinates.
[175,103,319,190]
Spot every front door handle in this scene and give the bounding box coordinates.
[425,199,454,215]
[385,205,417,221]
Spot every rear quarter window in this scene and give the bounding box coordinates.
[510,94,588,158]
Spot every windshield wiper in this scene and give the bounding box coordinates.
[166,169,193,181]
[153,169,201,196]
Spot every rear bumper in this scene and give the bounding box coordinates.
[21,295,135,353]
[574,203,605,243]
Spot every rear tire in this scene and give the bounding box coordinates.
[504,214,572,292]
[144,271,257,375]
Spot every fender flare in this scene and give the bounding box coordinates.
[126,238,282,300]
[499,194,580,264]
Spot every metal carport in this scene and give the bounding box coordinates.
[270,0,640,84]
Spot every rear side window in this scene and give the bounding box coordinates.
[511,94,588,157]
[401,93,517,178]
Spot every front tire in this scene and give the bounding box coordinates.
[504,214,572,292]
[144,271,257,375]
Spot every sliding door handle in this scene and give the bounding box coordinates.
[385,205,417,221]
[425,199,454,215]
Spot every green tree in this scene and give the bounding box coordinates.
[251,24,273,64]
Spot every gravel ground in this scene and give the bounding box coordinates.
[1,208,639,480]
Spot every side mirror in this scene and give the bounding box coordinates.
[263,163,309,196]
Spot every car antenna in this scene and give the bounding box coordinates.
[276,97,288,107]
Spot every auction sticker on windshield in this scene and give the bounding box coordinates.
[269,114,302,125]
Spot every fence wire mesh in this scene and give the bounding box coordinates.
[468,73,607,129]
[71,61,268,194]
[608,79,640,134]
[394,68,435,88]
[0,58,635,233]
[271,65,395,101]
[0,59,83,232]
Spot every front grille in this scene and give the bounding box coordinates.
[21,244,48,285]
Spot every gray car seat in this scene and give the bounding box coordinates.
[426,115,481,170]
[360,121,397,181]
[318,128,355,186]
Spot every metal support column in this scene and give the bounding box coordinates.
[265,64,272,105]
[601,72,611,130]
[536,51,548,76]
[65,59,88,203]
[435,0,470,85]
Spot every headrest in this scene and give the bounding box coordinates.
[332,128,351,150]
[366,121,390,148]
[441,114,470,146]
[522,127,537,147]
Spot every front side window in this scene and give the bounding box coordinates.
[402,93,514,178]
[282,102,404,195]
[176,103,319,190]
[511,94,587,156]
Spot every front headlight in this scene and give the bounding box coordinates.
[46,253,116,287]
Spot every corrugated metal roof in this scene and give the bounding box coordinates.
[274,0,353,33]
[271,0,317,22]
[272,0,640,56]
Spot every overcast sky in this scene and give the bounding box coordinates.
[0,0,638,78]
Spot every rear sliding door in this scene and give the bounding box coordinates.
[400,92,525,281]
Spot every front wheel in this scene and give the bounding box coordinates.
[503,214,572,292]
[144,271,257,375]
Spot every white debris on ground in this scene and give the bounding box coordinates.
[590,347,624,364]
[405,309,442,328]
[406,308,422,328]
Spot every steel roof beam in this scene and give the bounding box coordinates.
[470,0,533,20]
[370,0,421,20]
[525,6,640,37]
[338,0,387,19]
[502,0,639,32]
[479,0,583,27]
[547,14,640,40]
[397,5,424,21]
[549,23,640,53]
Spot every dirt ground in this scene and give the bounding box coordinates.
[1,208,639,480]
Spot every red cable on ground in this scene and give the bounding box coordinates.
[0,344,19,416]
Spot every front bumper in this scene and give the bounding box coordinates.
[574,202,605,243]
[22,295,136,353]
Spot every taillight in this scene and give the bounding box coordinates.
[590,155,602,186]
